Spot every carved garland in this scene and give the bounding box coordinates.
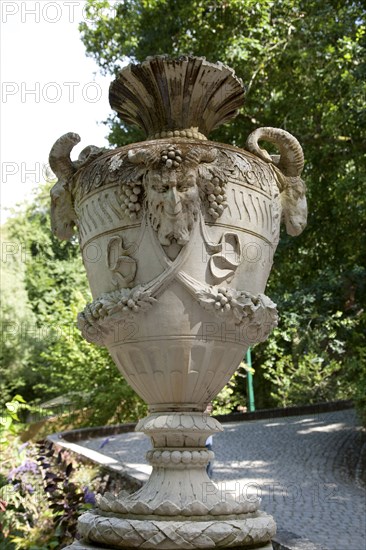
[79,286,156,327]
[78,209,278,344]
[196,286,277,327]
[77,282,277,345]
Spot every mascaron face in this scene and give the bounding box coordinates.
[145,166,200,246]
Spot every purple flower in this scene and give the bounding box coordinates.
[7,459,39,481]
[25,484,34,494]
[83,487,96,505]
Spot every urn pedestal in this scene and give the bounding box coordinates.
[50,56,307,549]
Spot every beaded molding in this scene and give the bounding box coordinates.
[149,127,207,141]
[146,449,214,467]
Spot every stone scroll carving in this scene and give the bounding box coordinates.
[106,236,137,288]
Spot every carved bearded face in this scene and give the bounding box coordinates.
[146,167,200,246]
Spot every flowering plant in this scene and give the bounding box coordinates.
[0,397,98,549]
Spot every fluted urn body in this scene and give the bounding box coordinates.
[50,56,307,550]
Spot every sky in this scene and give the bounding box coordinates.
[0,1,119,223]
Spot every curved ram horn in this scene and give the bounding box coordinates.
[74,145,106,169]
[49,132,80,181]
[185,147,217,166]
[246,127,304,177]
[128,148,158,165]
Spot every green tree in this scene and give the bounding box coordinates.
[3,185,146,426]
[78,0,366,419]
[0,226,36,404]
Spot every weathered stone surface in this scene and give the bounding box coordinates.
[109,56,245,140]
[66,540,274,550]
[50,55,307,549]
[74,510,275,549]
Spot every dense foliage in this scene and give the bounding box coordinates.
[0,396,100,549]
[1,1,365,425]
[1,187,147,426]
[78,0,366,418]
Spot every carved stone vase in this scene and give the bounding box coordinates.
[50,56,307,550]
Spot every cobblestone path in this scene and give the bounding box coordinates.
[82,409,366,550]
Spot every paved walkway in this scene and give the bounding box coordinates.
[81,409,366,550]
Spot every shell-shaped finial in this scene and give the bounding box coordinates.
[109,56,245,139]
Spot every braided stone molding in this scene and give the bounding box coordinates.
[66,542,274,550]
[77,511,276,549]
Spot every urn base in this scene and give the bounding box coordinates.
[66,541,274,550]
[66,510,275,549]
[66,413,276,549]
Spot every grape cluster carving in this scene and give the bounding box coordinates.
[160,145,183,168]
[205,177,228,219]
[213,287,233,312]
[119,181,143,220]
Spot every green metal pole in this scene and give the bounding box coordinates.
[246,348,255,412]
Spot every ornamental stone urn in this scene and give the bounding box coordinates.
[50,56,307,550]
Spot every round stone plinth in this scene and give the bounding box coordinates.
[66,541,274,550]
[73,510,275,549]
